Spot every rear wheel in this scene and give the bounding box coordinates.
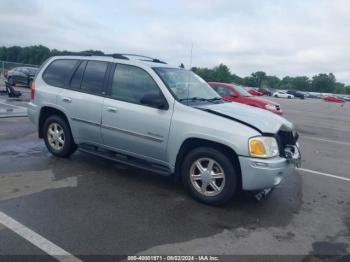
[274,95,278,98]
[43,115,77,157]
[181,147,238,205]
[8,77,15,86]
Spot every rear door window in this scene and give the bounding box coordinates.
[43,59,79,88]
[80,61,108,94]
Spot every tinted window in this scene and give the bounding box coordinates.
[111,64,160,104]
[70,61,87,89]
[43,59,78,88]
[81,61,108,94]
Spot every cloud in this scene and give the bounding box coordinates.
[1,0,350,83]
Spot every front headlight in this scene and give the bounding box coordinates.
[249,136,279,158]
[265,104,276,111]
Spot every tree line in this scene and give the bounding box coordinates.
[1,45,349,94]
[192,64,350,94]
[0,45,103,66]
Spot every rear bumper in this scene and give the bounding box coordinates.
[239,156,295,191]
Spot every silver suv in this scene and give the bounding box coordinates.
[28,54,301,205]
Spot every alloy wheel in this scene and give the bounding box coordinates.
[47,122,65,151]
[190,158,226,196]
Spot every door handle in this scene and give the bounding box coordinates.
[62,97,72,103]
[106,107,118,113]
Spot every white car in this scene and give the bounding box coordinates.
[273,91,294,99]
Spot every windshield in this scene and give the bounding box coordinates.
[153,67,221,102]
[234,85,252,97]
[24,67,38,74]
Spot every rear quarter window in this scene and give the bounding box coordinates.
[42,59,79,88]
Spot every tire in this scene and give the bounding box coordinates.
[274,95,278,98]
[288,96,292,99]
[181,147,238,205]
[8,77,15,86]
[43,115,77,157]
[6,86,11,96]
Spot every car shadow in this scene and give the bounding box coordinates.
[0,149,303,255]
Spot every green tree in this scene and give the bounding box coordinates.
[231,73,243,85]
[291,76,311,91]
[0,45,104,65]
[212,64,232,83]
[334,82,346,94]
[280,76,293,90]
[192,67,214,81]
[251,71,266,87]
[262,75,280,89]
[192,64,233,83]
[242,76,257,87]
[311,73,336,93]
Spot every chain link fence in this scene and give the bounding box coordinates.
[0,60,40,85]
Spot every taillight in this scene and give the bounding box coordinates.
[30,80,35,100]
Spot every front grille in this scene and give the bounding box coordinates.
[276,130,297,157]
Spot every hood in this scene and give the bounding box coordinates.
[198,102,293,134]
[239,96,279,106]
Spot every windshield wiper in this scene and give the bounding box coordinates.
[179,97,224,103]
[206,97,224,102]
[179,97,207,102]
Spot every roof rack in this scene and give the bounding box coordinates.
[62,51,95,56]
[121,54,167,64]
[59,52,167,64]
[105,54,129,60]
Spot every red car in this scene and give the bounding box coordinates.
[323,96,345,103]
[247,88,263,96]
[258,88,272,96]
[209,82,283,115]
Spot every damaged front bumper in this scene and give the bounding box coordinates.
[239,144,301,191]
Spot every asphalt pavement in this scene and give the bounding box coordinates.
[0,91,349,261]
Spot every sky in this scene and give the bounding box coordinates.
[1,0,350,83]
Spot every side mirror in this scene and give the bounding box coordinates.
[231,93,239,98]
[140,93,168,110]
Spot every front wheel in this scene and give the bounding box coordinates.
[181,147,238,205]
[274,95,278,98]
[43,115,77,157]
[288,96,292,99]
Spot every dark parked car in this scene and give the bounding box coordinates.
[304,92,320,99]
[287,90,305,99]
[6,67,38,87]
